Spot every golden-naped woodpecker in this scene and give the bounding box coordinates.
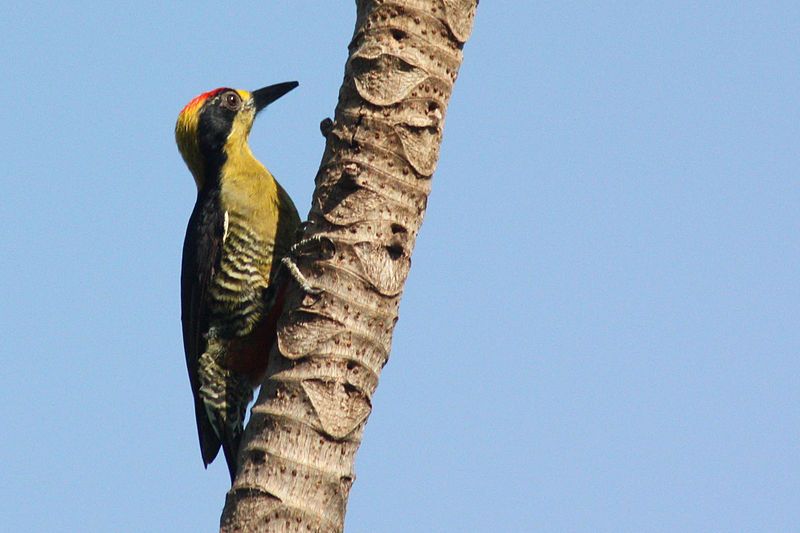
[175,82,300,480]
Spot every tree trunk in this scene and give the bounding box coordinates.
[220,1,477,531]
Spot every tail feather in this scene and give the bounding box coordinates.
[221,430,243,482]
[197,401,222,467]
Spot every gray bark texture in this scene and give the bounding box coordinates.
[220,1,477,531]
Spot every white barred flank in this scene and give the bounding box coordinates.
[208,215,275,338]
[197,341,253,441]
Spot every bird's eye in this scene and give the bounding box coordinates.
[222,92,241,110]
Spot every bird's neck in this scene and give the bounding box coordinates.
[216,143,279,213]
[221,143,273,186]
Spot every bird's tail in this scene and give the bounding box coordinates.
[221,429,243,483]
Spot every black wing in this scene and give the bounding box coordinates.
[181,188,224,467]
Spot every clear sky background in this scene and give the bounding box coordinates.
[1,2,798,532]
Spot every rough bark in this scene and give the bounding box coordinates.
[220,1,477,531]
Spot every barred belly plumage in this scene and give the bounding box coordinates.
[199,214,275,442]
[208,212,275,338]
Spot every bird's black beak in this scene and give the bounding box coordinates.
[252,81,299,114]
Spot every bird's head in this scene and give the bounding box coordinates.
[175,81,298,189]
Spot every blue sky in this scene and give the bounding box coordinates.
[1,2,798,532]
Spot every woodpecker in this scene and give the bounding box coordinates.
[176,82,300,481]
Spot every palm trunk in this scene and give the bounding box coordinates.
[220,1,477,531]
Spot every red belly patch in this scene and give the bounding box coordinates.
[225,282,288,386]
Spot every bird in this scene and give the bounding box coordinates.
[175,82,300,481]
